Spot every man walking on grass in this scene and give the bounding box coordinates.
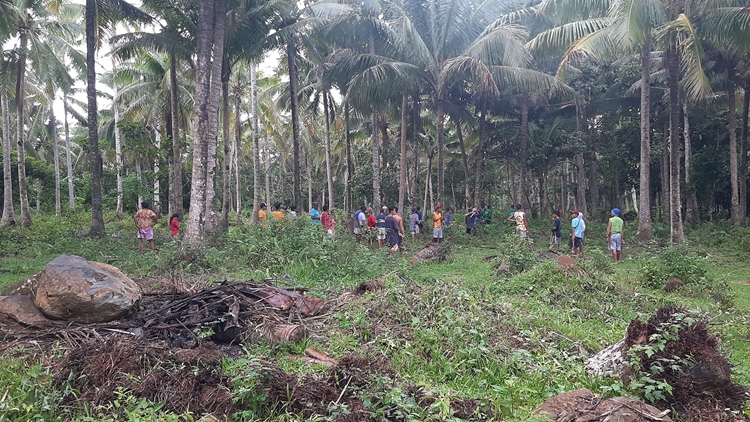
[606,208,624,264]
[570,210,584,255]
[134,201,158,252]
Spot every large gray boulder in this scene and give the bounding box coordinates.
[34,255,141,323]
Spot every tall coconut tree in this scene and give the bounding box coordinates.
[0,54,15,226]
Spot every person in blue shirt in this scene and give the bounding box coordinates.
[310,202,321,224]
[570,210,584,255]
[375,207,388,248]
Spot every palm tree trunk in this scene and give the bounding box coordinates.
[153,127,161,216]
[323,92,334,209]
[456,121,470,207]
[287,40,302,209]
[220,59,231,230]
[398,94,408,216]
[86,0,103,234]
[250,63,259,224]
[519,95,529,207]
[114,87,124,216]
[16,30,32,228]
[660,120,669,221]
[473,97,487,207]
[50,100,61,218]
[63,93,74,210]
[667,46,685,243]
[412,95,420,204]
[637,37,653,239]
[1,90,15,226]
[371,110,380,207]
[264,130,270,206]
[728,74,741,226]
[233,79,242,223]
[185,0,217,242]
[436,92,445,205]
[344,103,352,214]
[203,0,227,236]
[740,83,749,223]
[683,102,698,223]
[574,98,587,215]
[169,51,183,218]
[306,144,312,209]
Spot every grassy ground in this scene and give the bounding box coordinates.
[1,212,749,421]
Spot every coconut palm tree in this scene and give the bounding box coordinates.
[0,54,15,226]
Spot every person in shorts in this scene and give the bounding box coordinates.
[548,210,562,251]
[507,204,529,240]
[570,210,584,255]
[409,207,420,241]
[134,201,158,252]
[606,208,624,264]
[432,205,444,243]
[376,206,388,248]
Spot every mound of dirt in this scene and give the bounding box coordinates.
[534,388,672,422]
[53,335,234,419]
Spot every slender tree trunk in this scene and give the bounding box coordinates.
[86,0,103,234]
[728,74,741,226]
[153,127,161,216]
[114,86,124,216]
[16,31,32,228]
[185,0,217,242]
[64,93,74,209]
[306,144,312,209]
[637,38,653,239]
[371,109,380,207]
[436,92,445,205]
[220,59,231,230]
[539,175,550,218]
[574,98,587,215]
[344,103,352,214]
[473,97,487,207]
[250,63,259,224]
[412,95,420,204]
[136,158,143,209]
[667,46,685,243]
[232,83,242,223]
[264,131,270,207]
[423,149,433,213]
[740,83,749,224]
[324,92,334,210]
[1,90,15,225]
[683,102,699,223]
[203,0,227,236]
[169,51,183,219]
[519,95,529,207]
[50,100,61,218]
[456,121,470,206]
[398,94,408,216]
[287,40,302,209]
[36,179,41,214]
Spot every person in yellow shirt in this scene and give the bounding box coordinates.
[432,205,444,244]
[272,202,285,220]
[258,203,268,223]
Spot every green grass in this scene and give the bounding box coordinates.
[1,213,750,420]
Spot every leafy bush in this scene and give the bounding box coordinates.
[641,246,707,289]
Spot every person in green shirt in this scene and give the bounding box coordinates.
[482,206,493,224]
[606,208,624,264]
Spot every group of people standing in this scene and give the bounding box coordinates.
[508,204,625,264]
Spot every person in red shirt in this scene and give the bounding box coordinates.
[321,205,334,238]
[169,213,180,239]
[366,207,377,245]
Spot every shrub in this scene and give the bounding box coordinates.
[640,246,707,289]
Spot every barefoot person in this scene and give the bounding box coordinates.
[134,201,158,252]
[432,205,444,243]
[606,208,624,264]
[169,213,180,239]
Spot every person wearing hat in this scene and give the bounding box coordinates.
[310,202,321,224]
[258,202,268,223]
[432,205,444,243]
[607,208,624,264]
[570,210,584,255]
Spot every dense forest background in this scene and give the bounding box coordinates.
[0,0,749,244]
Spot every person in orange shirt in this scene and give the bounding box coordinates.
[432,205,444,244]
[258,203,268,223]
[272,202,285,220]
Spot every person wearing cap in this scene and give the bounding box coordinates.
[570,210,584,255]
[310,202,321,224]
[607,208,624,264]
[258,202,268,223]
[548,210,562,251]
[272,202,285,220]
[432,205,444,243]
